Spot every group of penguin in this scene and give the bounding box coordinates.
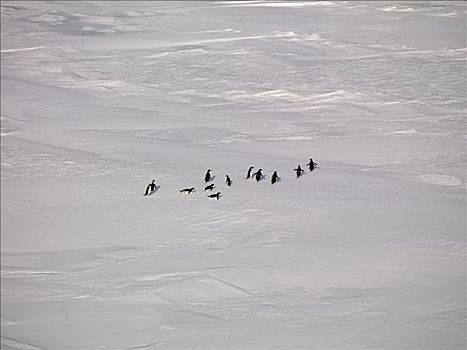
[144,158,318,199]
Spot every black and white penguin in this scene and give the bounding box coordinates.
[208,192,221,200]
[204,169,212,183]
[271,171,280,184]
[246,166,254,179]
[253,168,264,182]
[225,175,232,187]
[143,180,157,196]
[180,187,196,194]
[294,165,305,178]
[306,158,317,172]
[205,184,215,191]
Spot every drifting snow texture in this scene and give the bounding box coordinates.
[1,1,466,349]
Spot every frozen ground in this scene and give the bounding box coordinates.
[1,1,466,349]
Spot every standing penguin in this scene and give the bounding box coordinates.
[253,168,264,182]
[294,165,305,178]
[204,169,212,183]
[271,171,280,184]
[246,166,254,179]
[306,158,317,171]
[143,180,157,196]
[225,175,232,187]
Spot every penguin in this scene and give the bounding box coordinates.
[204,169,212,183]
[246,166,254,179]
[271,171,280,184]
[205,184,215,191]
[208,192,221,200]
[253,169,264,182]
[180,187,196,194]
[294,165,305,178]
[225,174,232,187]
[143,180,157,196]
[306,158,317,172]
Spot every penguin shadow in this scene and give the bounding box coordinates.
[147,185,160,196]
[207,175,216,183]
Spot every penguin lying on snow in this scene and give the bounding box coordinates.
[205,184,215,191]
[208,192,221,200]
[180,187,196,194]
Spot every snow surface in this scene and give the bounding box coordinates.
[1,1,466,349]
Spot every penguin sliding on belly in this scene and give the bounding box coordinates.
[208,192,221,200]
[205,184,215,191]
[180,187,196,194]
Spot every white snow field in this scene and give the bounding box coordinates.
[1,1,466,349]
